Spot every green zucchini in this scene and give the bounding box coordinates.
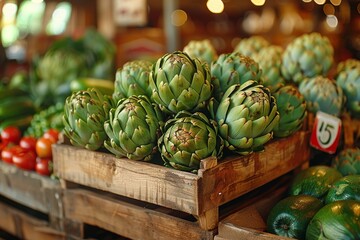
[325,175,360,204]
[306,200,360,240]
[267,195,323,239]
[0,87,28,101]
[0,115,33,132]
[289,165,342,200]
[0,97,36,121]
[70,78,114,96]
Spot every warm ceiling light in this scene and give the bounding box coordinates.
[326,15,338,28]
[314,0,326,5]
[171,9,187,26]
[302,0,312,2]
[330,0,342,6]
[251,0,266,6]
[323,3,335,15]
[206,0,224,14]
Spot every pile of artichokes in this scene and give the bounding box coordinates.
[62,32,356,173]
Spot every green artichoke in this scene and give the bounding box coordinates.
[149,51,212,115]
[335,59,360,118]
[281,32,334,85]
[104,95,164,161]
[211,52,262,101]
[253,45,285,93]
[183,39,218,65]
[273,85,307,138]
[332,147,360,176]
[158,111,224,173]
[211,80,280,155]
[233,35,270,58]
[298,76,345,117]
[113,60,153,102]
[62,88,114,151]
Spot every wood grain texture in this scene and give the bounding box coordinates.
[0,161,63,218]
[0,201,65,240]
[64,189,215,240]
[53,131,310,219]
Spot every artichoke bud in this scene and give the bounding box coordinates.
[63,88,114,151]
[158,111,224,173]
[149,51,212,116]
[215,80,279,155]
[104,95,164,161]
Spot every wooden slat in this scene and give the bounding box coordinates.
[53,145,200,215]
[0,201,65,240]
[0,161,63,218]
[63,189,215,240]
[198,131,310,213]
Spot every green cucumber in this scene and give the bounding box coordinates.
[289,165,342,200]
[70,78,114,96]
[0,115,33,132]
[306,200,360,240]
[325,175,360,204]
[267,195,323,239]
[0,98,36,121]
[0,87,28,101]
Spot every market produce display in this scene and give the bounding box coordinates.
[233,35,270,58]
[335,59,360,118]
[183,39,218,65]
[211,51,262,101]
[62,88,114,151]
[104,95,164,161]
[267,195,323,239]
[325,175,360,204]
[272,84,307,138]
[281,32,334,85]
[331,147,360,175]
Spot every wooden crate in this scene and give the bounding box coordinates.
[215,177,292,240]
[0,161,63,230]
[52,130,310,238]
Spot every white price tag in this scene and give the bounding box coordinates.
[310,111,342,154]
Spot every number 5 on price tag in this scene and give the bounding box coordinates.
[310,111,342,154]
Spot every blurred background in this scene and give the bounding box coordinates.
[0,0,359,79]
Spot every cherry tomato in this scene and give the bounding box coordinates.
[43,129,60,143]
[1,126,22,144]
[36,137,53,158]
[1,145,26,164]
[36,158,53,176]
[13,150,37,170]
[19,136,37,153]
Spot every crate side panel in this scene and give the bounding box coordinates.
[199,131,310,212]
[53,145,200,215]
[64,189,214,240]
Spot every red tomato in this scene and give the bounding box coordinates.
[1,126,22,144]
[36,158,53,176]
[1,145,25,164]
[13,150,37,170]
[36,137,53,158]
[19,136,37,152]
[43,129,60,143]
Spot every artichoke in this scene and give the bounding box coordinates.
[149,51,212,115]
[211,52,262,101]
[335,59,360,118]
[233,35,270,58]
[298,76,345,117]
[183,39,218,65]
[158,111,224,173]
[332,147,360,176]
[253,45,285,93]
[281,32,334,85]
[273,85,307,138]
[211,80,280,155]
[62,88,114,151]
[104,95,164,161]
[113,60,153,102]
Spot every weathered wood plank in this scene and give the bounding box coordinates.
[0,201,65,240]
[0,161,63,218]
[64,189,215,240]
[198,131,310,213]
[53,145,201,215]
